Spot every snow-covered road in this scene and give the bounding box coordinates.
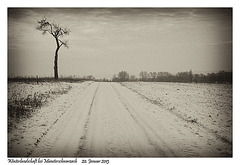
[20,82,231,157]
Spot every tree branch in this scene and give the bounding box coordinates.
[37,17,70,48]
[59,39,69,49]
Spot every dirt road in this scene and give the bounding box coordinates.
[30,82,231,157]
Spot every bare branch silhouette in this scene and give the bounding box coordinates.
[36,17,70,79]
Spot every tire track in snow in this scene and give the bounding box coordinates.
[76,82,100,156]
[29,82,96,157]
[111,84,176,157]
[26,82,93,157]
[107,84,168,157]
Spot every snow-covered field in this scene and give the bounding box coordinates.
[8,82,72,127]
[121,82,232,144]
[8,81,232,157]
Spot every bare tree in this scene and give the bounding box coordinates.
[112,74,118,82]
[129,75,137,82]
[118,71,129,82]
[139,71,150,81]
[36,17,70,79]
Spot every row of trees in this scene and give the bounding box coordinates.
[112,70,232,84]
[112,71,137,82]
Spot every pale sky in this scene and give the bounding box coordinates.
[8,8,232,78]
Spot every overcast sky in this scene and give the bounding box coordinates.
[8,8,232,78]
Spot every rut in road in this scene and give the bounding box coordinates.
[77,83,100,155]
[111,84,176,157]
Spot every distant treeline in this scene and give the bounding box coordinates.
[8,70,232,84]
[112,70,232,84]
[8,75,95,83]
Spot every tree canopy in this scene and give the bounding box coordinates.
[36,17,70,48]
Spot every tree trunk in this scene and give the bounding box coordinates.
[54,38,60,79]
[54,49,59,79]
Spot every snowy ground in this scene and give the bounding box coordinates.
[121,82,232,145]
[8,82,232,157]
[8,81,93,156]
[8,82,74,131]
